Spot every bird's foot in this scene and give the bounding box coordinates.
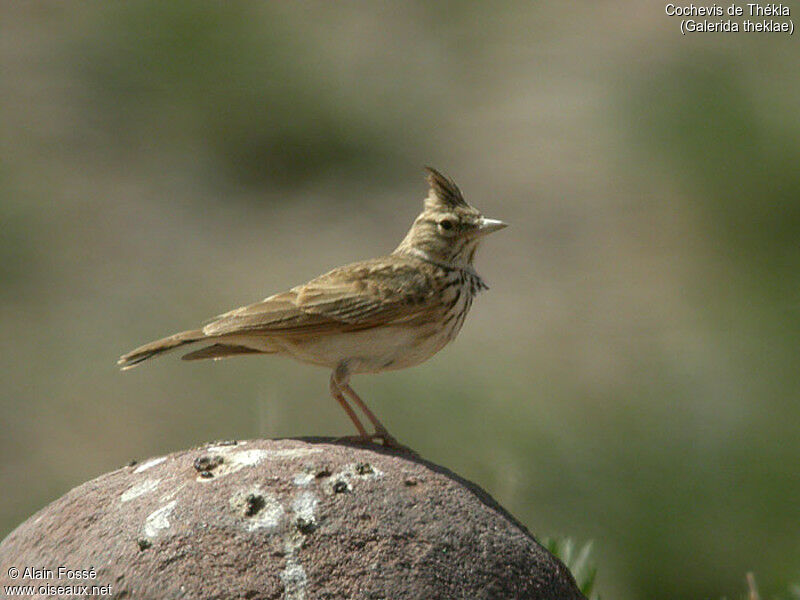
[368,430,418,456]
[332,432,417,456]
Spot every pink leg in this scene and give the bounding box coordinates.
[329,373,368,438]
[341,383,399,447]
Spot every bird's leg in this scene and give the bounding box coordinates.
[329,372,368,439]
[340,382,400,448]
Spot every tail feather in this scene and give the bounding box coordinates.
[182,343,264,361]
[118,329,204,370]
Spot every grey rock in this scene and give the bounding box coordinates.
[0,438,585,599]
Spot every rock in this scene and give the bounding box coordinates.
[0,438,585,599]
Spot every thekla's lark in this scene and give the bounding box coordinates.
[119,167,506,445]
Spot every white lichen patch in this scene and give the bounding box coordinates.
[266,448,322,460]
[292,491,318,525]
[280,559,308,600]
[280,488,318,600]
[121,478,161,503]
[196,449,268,482]
[134,456,167,473]
[234,448,271,466]
[159,483,185,503]
[292,471,315,487]
[143,500,177,538]
[229,488,285,532]
[197,446,324,482]
[205,440,244,453]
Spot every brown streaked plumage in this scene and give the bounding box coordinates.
[118,167,506,446]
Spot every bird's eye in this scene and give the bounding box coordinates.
[438,219,454,232]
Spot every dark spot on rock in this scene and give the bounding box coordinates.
[332,480,349,494]
[404,477,419,487]
[210,439,238,447]
[137,538,152,551]
[194,454,223,477]
[127,460,138,467]
[355,462,373,475]
[315,466,332,478]
[296,517,316,535]
[244,494,266,517]
[383,359,395,368]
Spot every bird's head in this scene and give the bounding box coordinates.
[394,167,507,267]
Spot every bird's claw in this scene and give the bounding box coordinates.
[369,430,417,455]
[332,432,417,456]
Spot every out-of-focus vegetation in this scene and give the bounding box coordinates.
[545,538,599,600]
[2,4,799,599]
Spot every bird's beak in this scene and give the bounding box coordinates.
[474,217,508,238]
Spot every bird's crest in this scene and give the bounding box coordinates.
[424,166,468,210]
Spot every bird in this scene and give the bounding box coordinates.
[118,167,506,446]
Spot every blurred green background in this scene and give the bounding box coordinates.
[2,3,799,598]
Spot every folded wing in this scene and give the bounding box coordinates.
[202,258,437,338]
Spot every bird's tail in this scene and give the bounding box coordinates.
[118,329,205,370]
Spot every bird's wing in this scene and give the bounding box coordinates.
[202,258,438,338]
